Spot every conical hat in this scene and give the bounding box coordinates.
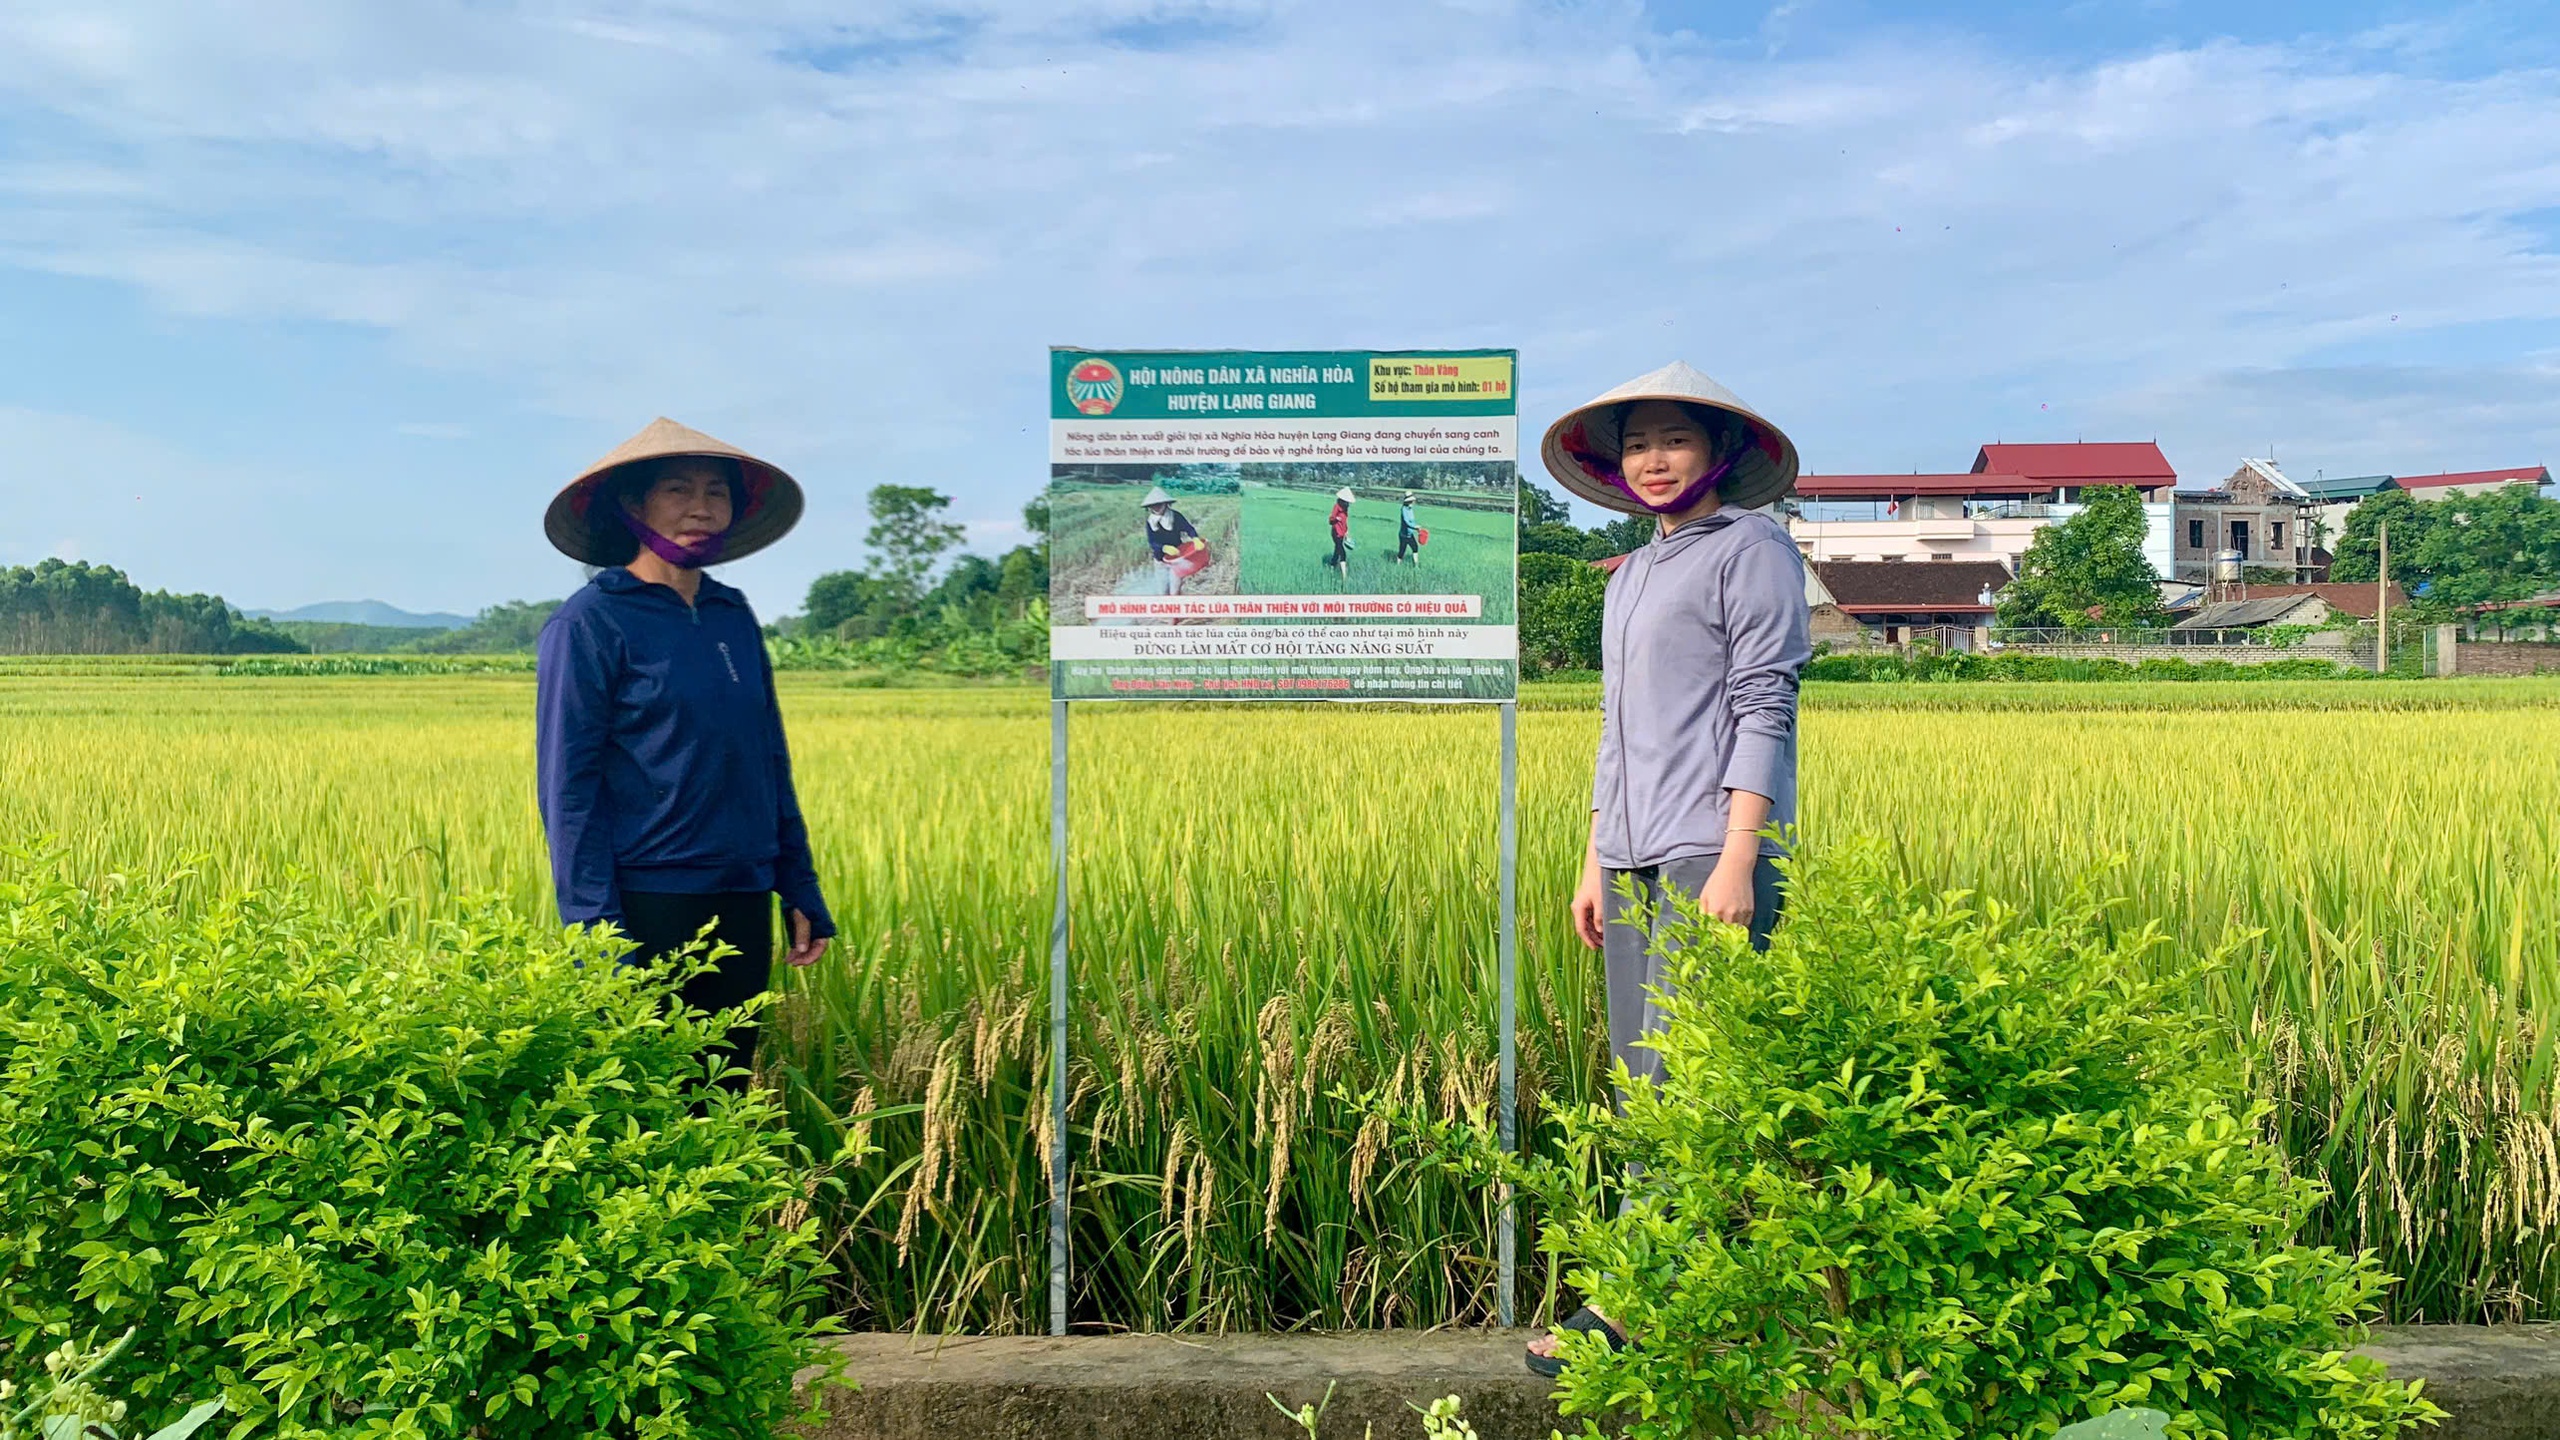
[1142,485,1175,505]
[543,417,806,565]
[1540,362,1799,515]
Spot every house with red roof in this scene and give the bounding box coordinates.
[1811,560,2012,650]
[2393,465,2552,498]
[1971,443,2179,498]
[1785,441,2178,576]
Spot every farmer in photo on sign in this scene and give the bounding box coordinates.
[1525,362,1810,1376]
[536,417,835,1093]
[1141,484,1211,595]
[1327,486,1355,581]
[1394,490,1424,564]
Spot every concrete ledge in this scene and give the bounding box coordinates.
[801,1332,1558,1440]
[2357,1327,2560,1440]
[798,1325,2560,1440]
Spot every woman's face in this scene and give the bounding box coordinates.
[628,460,734,546]
[1617,400,1716,510]
[1147,502,1171,519]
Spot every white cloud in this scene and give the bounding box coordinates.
[795,242,992,286]
[0,2,2555,604]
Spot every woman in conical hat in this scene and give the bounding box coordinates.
[535,417,834,1093]
[1140,483,1208,595]
[1525,364,1811,1376]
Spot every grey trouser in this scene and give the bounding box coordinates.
[1604,854,1784,1095]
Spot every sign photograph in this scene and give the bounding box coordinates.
[1047,348,1520,701]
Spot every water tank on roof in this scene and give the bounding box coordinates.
[2211,549,2244,583]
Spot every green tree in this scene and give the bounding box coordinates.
[1518,476,1573,529]
[1518,551,1607,673]
[801,570,898,638]
[408,600,561,654]
[865,485,966,607]
[1994,485,2165,628]
[994,544,1047,614]
[2332,484,2560,613]
[0,560,302,655]
[2326,490,2431,586]
[1590,511,1656,557]
[1520,521,1600,559]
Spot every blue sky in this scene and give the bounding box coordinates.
[3,0,2557,616]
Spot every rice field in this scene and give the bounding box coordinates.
[2,672,2556,1331]
[1237,484,1519,621]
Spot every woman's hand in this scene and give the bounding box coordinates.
[784,909,830,968]
[1570,851,1608,950]
[1703,850,1758,929]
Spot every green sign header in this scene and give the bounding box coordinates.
[1053,348,1517,421]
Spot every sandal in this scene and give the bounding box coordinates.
[1525,1306,1628,1377]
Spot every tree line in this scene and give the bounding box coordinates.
[785,484,1047,648]
[23,477,2552,663]
[0,560,302,655]
[279,602,565,655]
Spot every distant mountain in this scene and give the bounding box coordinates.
[246,600,471,630]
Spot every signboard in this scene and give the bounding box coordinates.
[1047,348,1520,701]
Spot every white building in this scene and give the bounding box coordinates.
[1785,442,2180,578]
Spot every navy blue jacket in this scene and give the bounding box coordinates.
[535,569,834,937]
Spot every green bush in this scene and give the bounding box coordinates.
[217,654,538,676]
[1519,552,1608,674]
[0,851,840,1438]
[1405,841,2440,1439]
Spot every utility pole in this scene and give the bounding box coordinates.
[2376,521,2390,674]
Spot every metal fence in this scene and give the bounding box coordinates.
[1985,626,2355,648]
[1986,624,2383,670]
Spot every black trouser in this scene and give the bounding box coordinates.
[621,889,775,1092]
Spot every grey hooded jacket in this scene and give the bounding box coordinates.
[1592,508,1812,869]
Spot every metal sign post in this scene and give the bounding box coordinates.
[1042,346,1521,1338]
[1496,699,1519,1326]
[1048,699,1072,1335]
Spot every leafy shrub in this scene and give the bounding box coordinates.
[1401,841,2441,1439]
[1519,552,1607,674]
[217,654,537,676]
[763,610,1046,680]
[0,851,840,1439]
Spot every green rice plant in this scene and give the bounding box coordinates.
[1049,482,1243,605]
[1,674,2556,1330]
[1236,483,1518,621]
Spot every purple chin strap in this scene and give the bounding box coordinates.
[1558,414,1746,515]
[1616,452,1742,515]
[618,506,729,568]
